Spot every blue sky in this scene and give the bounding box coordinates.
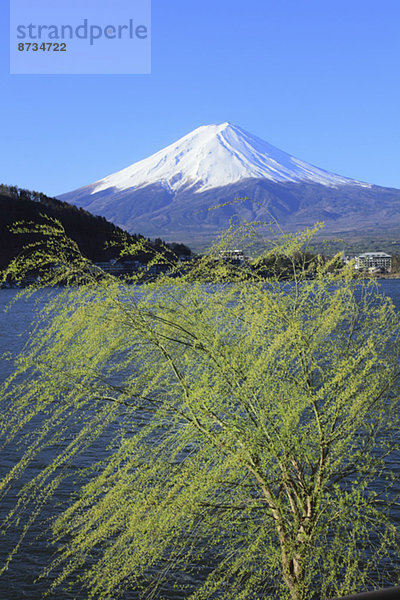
[1,0,400,196]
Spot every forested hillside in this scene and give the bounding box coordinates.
[0,184,191,271]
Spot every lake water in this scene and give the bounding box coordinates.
[1,281,400,599]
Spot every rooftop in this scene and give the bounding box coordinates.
[358,252,391,258]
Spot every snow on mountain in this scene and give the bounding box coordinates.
[89,122,370,196]
[59,122,397,247]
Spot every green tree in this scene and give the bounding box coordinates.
[1,222,400,600]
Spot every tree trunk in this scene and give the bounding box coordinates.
[282,551,305,600]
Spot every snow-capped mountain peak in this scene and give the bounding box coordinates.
[89,122,369,196]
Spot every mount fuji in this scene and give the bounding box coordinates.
[59,123,400,246]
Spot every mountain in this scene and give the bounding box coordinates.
[0,184,191,272]
[58,123,400,247]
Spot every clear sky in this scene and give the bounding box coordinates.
[1,0,400,196]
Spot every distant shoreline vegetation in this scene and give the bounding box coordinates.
[0,184,192,284]
[2,183,400,288]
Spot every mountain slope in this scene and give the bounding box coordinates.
[84,123,367,193]
[59,123,400,245]
[0,185,191,272]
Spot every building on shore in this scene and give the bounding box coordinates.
[218,250,246,265]
[354,252,392,273]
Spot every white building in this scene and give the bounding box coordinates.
[355,252,392,272]
[218,250,246,264]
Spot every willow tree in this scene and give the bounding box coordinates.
[1,220,400,600]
